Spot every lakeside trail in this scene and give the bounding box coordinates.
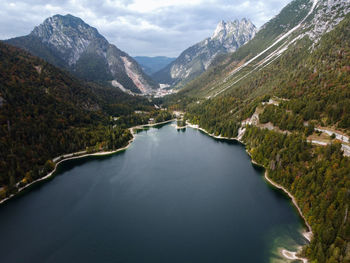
[182,121,312,263]
[0,119,175,205]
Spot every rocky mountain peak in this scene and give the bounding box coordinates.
[304,0,350,41]
[152,18,257,87]
[31,14,99,40]
[30,14,107,65]
[8,14,157,94]
[212,20,226,39]
[211,18,256,49]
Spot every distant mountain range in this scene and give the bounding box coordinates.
[5,14,257,93]
[133,56,176,75]
[152,18,257,88]
[5,14,158,94]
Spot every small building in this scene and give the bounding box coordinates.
[148,118,155,124]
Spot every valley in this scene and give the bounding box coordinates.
[0,0,350,262]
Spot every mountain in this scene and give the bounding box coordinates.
[0,41,173,201]
[181,0,350,98]
[167,0,350,262]
[152,18,257,88]
[0,41,132,198]
[133,56,176,75]
[5,14,158,94]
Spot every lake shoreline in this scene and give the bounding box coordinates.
[0,119,175,205]
[1,119,311,262]
[183,121,312,263]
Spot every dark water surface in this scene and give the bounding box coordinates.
[0,124,307,263]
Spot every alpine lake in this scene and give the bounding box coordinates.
[0,122,308,263]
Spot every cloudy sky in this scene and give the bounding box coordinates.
[1,0,291,57]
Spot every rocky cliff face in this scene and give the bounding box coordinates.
[304,0,350,41]
[7,14,157,94]
[152,18,256,88]
[30,15,104,66]
[211,19,256,52]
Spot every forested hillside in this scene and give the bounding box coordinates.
[177,14,350,137]
[165,9,350,263]
[0,42,172,201]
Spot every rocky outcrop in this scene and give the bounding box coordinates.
[152,18,256,88]
[6,14,157,94]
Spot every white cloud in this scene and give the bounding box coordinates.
[127,0,204,13]
[0,0,292,57]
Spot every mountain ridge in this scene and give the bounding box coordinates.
[6,14,158,94]
[152,18,257,88]
[180,0,350,99]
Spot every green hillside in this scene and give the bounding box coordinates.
[164,8,350,263]
[0,42,171,200]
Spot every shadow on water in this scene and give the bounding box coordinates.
[176,127,186,132]
[3,149,128,206]
[191,126,301,214]
[6,123,174,206]
[182,125,308,233]
[5,123,173,205]
[151,122,172,129]
[133,121,171,134]
[250,155,310,238]
[55,150,128,174]
[196,129,242,146]
[180,125,309,260]
[250,160,291,201]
